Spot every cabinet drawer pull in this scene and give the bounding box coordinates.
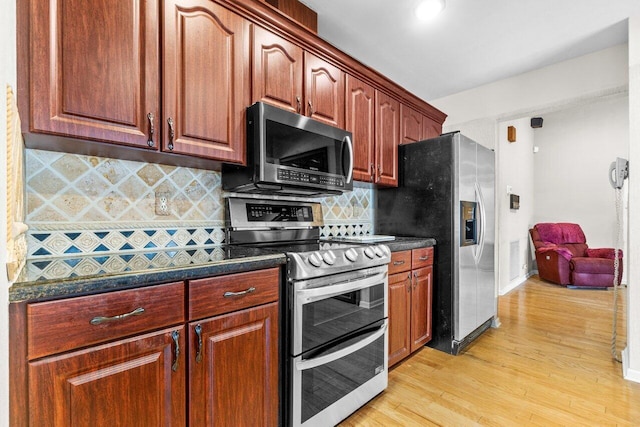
[147,112,155,147]
[167,117,175,150]
[308,99,314,115]
[89,307,145,325]
[419,256,430,261]
[195,324,203,363]
[223,287,256,298]
[296,96,301,113]
[171,330,180,372]
[393,260,405,266]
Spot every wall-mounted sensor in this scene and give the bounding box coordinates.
[531,117,543,128]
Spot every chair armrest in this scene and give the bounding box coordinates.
[538,246,573,261]
[586,248,623,259]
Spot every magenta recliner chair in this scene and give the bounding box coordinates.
[529,223,623,288]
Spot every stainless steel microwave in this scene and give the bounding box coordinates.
[222,102,353,196]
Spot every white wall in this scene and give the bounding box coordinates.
[533,96,629,251]
[497,118,535,295]
[0,0,16,423]
[434,43,628,127]
[625,16,640,382]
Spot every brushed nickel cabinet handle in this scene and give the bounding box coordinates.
[223,287,256,298]
[419,256,430,261]
[195,324,203,363]
[376,164,382,183]
[147,112,155,147]
[296,96,301,114]
[308,99,314,115]
[89,307,145,325]
[393,260,405,266]
[167,117,175,150]
[171,330,180,372]
[370,163,375,182]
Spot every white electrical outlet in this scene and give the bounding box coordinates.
[155,192,170,216]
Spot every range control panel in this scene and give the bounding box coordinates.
[246,203,313,222]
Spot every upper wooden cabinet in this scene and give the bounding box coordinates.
[401,104,423,145]
[252,25,304,114]
[252,27,344,128]
[375,91,400,186]
[401,104,443,145]
[423,116,443,140]
[345,75,375,182]
[163,0,250,163]
[19,0,445,169]
[22,0,160,149]
[304,52,345,128]
[20,0,249,165]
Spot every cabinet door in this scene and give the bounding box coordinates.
[29,327,185,426]
[422,115,442,140]
[410,266,433,352]
[375,91,400,187]
[400,104,423,145]
[189,302,279,427]
[345,75,375,182]
[27,0,159,149]
[304,52,345,128]
[252,26,304,114]
[388,272,412,367]
[163,0,250,163]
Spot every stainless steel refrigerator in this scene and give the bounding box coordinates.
[376,131,495,355]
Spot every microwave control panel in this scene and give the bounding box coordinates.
[277,168,344,188]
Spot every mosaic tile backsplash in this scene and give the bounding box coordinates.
[24,149,374,280]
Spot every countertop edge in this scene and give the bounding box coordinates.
[10,254,287,303]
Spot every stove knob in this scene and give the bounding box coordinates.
[308,252,323,268]
[373,246,384,257]
[323,250,337,265]
[364,247,375,259]
[379,245,390,256]
[345,248,359,262]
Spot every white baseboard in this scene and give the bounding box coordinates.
[622,347,640,383]
[499,271,534,295]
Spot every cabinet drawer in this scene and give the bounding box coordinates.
[188,267,280,320]
[27,282,185,360]
[389,250,412,274]
[412,247,434,269]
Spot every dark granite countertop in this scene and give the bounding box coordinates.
[382,236,436,252]
[11,236,435,303]
[10,246,286,303]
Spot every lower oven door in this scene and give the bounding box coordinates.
[292,319,388,427]
[291,265,389,426]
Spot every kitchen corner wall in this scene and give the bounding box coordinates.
[23,149,373,280]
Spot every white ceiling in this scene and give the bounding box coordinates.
[298,0,640,101]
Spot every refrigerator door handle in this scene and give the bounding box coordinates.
[475,182,486,265]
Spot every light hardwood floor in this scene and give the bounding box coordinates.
[340,275,640,426]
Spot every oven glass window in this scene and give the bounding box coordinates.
[300,283,385,355]
[300,333,385,423]
[265,120,343,174]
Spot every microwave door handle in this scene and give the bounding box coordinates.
[344,135,354,184]
[295,322,387,371]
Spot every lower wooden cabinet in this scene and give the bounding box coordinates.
[388,247,434,367]
[189,302,279,426]
[11,267,280,427]
[29,326,186,426]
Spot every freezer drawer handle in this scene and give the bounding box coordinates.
[223,287,256,298]
[89,307,145,325]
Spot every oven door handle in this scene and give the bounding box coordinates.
[296,322,387,371]
[297,272,387,304]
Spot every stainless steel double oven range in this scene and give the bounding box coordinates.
[226,197,390,426]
